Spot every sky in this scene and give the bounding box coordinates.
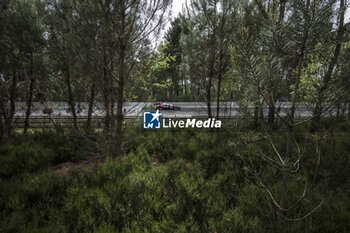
[154,0,186,46]
[155,0,350,45]
[171,0,186,19]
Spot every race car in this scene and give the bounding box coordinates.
[155,102,181,110]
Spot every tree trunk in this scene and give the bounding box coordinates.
[9,71,17,127]
[254,104,259,127]
[116,62,125,156]
[207,77,212,118]
[268,94,275,126]
[279,4,310,216]
[216,76,221,119]
[216,36,225,119]
[207,51,215,118]
[310,0,345,133]
[259,101,264,124]
[24,52,35,135]
[279,0,287,22]
[102,52,112,158]
[5,70,17,138]
[184,75,187,98]
[24,76,35,135]
[65,64,78,130]
[207,24,217,118]
[0,103,8,141]
[116,7,126,156]
[86,78,96,128]
[336,103,340,120]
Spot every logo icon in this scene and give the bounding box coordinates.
[143,110,162,129]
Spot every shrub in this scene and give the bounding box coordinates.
[0,142,54,177]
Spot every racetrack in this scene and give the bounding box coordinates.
[10,102,346,128]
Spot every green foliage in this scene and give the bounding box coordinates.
[0,128,350,232]
[0,171,67,232]
[0,142,53,177]
[0,130,97,178]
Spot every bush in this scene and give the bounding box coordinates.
[0,130,100,178]
[0,142,54,177]
[0,128,350,232]
[0,172,67,233]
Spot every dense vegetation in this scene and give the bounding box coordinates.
[1,0,350,232]
[1,0,350,139]
[0,123,349,232]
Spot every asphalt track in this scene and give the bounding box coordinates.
[10,102,347,128]
[13,101,333,118]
